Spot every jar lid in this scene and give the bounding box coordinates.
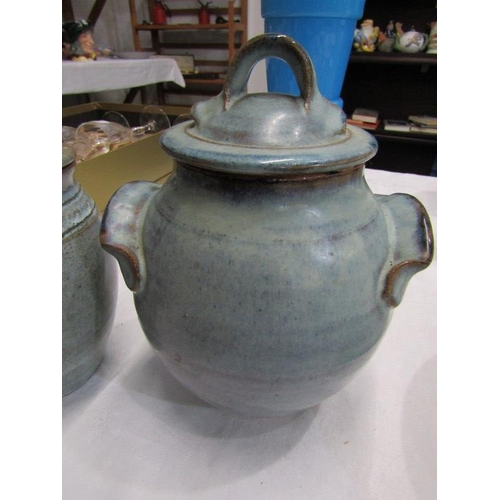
[161,34,377,176]
[62,144,76,169]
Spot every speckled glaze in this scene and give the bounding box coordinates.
[100,34,434,417]
[62,146,117,396]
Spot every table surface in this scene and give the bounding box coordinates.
[62,56,186,95]
[62,169,437,500]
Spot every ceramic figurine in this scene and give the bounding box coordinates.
[353,19,379,52]
[394,23,429,53]
[427,21,437,54]
[100,34,434,417]
[62,145,117,396]
[377,20,396,53]
[62,19,97,61]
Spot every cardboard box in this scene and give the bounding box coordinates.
[62,102,191,212]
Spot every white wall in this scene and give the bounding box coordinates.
[70,0,266,102]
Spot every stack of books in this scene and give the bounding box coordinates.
[383,115,437,135]
[348,110,437,135]
[346,108,380,130]
[383,119,411,132]
[408,115,437,134]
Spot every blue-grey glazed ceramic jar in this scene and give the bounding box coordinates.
[100,34,434,417]
[62,145,117,396]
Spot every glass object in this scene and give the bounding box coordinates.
[173,114,193,126]
[63,106,171,164]
[103,106,171,140]
[74,120,132,162]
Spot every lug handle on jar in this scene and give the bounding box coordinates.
[100,181,159,292]
[223,33,317,110]
[378,193,434,307]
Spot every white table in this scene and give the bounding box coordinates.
[62,169,437,500]
[62,56,185,95]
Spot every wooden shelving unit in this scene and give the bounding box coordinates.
[128,0,247,105]
[341,0,437,176]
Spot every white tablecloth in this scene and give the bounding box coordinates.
[62,56,185,95]
[62,169,437,500]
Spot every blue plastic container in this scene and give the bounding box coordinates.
[261,0,366,107]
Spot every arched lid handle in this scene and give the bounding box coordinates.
[188,33,347,149]
[222,33,317,110]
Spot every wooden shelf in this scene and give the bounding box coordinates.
[134,22,246,31]
[349,51,437,66]
[128,0,247,105]
[141,6,244,18]
[183,78,225,85]
[353,126,436,143]
[373,130,436,143]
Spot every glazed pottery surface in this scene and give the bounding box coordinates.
[62,146,117,396]
[101,34,434,417]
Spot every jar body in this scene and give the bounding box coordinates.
[101,34,434,417]
[62,168,117,396]
[135,163,392,416]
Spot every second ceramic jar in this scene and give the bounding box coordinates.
[101,34,433,417]
[62,145,117,396]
